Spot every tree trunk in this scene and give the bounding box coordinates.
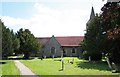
[24,52,30,59]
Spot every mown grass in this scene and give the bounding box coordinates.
[20,57,120,77]
[0,60,20,76]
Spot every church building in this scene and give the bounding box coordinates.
[37,35,84,58]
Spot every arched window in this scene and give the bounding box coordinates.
[72,48,76,53]
[51,47,55,54]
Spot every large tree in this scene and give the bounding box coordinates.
[17,28,41,59]
[100,2,120,64]
[81,15,103,61]
[2,22,13,58]
[11,30,20,55]
[1,20,20,58]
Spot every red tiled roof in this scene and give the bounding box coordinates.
[36,37,50,45]
[36,36,84,46]
[56,36,84,46]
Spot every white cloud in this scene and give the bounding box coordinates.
[1,1,107,37]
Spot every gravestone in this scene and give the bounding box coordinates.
[44,56,46,59]
[89,56,91,61]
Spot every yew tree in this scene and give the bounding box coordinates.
[17,28,41,59]
[82,15,103,61]
[1,20,20,58]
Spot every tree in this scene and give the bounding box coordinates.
[2,22,13,58]
[17,28,41,59]
[11,31,20,55]
[101,2,120,64]
[81,15,103,61]
[1,20,20,58]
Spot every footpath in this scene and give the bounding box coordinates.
[14,60,39,77]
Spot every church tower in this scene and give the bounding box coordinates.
[86,6,95,29]
[90,6,95,20]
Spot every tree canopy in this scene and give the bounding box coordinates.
[100,2,120,63]
[82,14,103,61]
[2,21,19,58]
[17,28,41,59]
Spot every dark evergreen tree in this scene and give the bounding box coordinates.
[17,28,41,59]
[82,15,103,61]
[2,22,13,58]
[11,30,20,55]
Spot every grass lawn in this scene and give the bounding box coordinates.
[20,57,120,76]
[0,60,20,76]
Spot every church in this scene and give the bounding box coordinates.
[36,7,95,58]
[37,35,84,58]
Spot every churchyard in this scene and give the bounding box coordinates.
[1,57,119,77]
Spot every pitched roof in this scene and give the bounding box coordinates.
[56,36,84,46]
[36,37,50,45]
[36,36,84,46]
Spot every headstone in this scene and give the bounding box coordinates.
[52,55,54,59]
[112,62,119,72]
[61,59,64,70]
[89,56,91,61]
[106,57,112,70]
[44,56,46,59]
[68,59,74,64]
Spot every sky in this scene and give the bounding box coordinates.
[0,0,107,37]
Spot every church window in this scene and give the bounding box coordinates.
[72,48,76,53]
[51,47,55,54]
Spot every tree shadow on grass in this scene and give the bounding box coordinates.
[0,62,7,64]
[2,57,34,60]
[8,57,34,60]
[76,61,110,71]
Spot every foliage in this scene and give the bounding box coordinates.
[17,28,41,59]
[2,22,13,58]
[100,2,120,64]
[1,21,20,58]
[11,30,20,55]
[81,15,102,61]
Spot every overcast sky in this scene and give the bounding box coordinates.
[1,0,107,37]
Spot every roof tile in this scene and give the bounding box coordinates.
[36,36,84,46]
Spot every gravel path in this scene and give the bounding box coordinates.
[14,60,39,77]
